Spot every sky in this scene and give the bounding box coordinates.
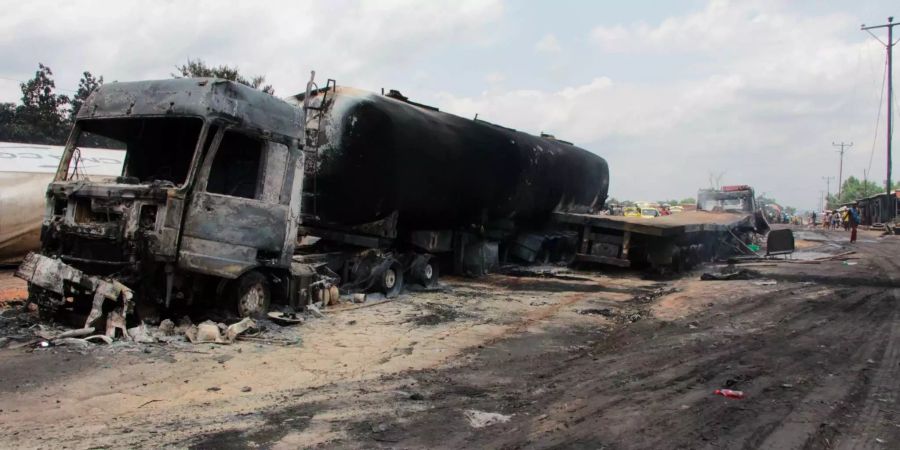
[0,0,896,210]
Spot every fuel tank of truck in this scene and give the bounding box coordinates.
[292,86,609,232]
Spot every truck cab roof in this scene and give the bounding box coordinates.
[77,78,304,140]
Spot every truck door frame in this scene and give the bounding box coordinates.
[177,124,303,279]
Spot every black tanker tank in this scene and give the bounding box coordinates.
[290,86,609,233]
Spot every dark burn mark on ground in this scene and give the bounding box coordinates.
[188,402,322,449]
[406,302,469,326]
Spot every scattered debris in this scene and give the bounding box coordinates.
[307,304,325,318]
[158,319,176,336]
[701,269,757,281]
[752,280,777,286]
[267,311,304,326]
[85,335,113,345]
[225,318,257,342]
[463,409,513,428]
[137,399,163,408]
[54,327,95,340]
[105,310,129,339]
[713,389,745,399]
[241,386,252,393]
[128,323,155,344]
[579,308,615,317]
[187,321,223,344]
[53,337,91,348]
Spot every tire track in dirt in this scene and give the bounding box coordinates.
[831,242,900,450]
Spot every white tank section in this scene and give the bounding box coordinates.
[0,142,124,263]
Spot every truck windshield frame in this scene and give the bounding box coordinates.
[57,116,209,190]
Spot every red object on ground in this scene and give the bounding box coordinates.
[713,389,745,399]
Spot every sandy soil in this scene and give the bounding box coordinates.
[0,227,897,449]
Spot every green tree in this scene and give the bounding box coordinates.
[174,58,274,94]
[825,176,882,208]
[0,64,71,144]
[69,71,103,121]
[679,197,696,205]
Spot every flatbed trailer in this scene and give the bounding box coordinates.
[553,210,759,270]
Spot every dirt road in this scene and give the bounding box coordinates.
[0,228,897,449]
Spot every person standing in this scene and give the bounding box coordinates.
[849,204,860,243]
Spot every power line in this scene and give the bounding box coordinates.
[868,57,887,176]
[832,141,853,198]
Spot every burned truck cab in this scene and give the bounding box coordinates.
[18,78,306,324]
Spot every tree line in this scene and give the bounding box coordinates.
[0,60,272,146]
[826,176,900,209]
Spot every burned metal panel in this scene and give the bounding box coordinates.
[280,148,304,267]
[257,142,289,205]
[766,229,795,256]
[16,252,134,327]
[182,193,288,251]
[77,78,303,140]
[409,230,453,253]
[177,236,257,278]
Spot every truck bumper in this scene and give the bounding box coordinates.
[15,252,134,328]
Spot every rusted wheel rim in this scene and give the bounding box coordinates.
[239,283,265,316]
[383,269,397,290]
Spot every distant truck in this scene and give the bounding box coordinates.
[552,184,769,271]
[16,77,609,325]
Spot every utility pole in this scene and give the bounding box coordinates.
[862,17,896,212]
[822,176,834,207]
[832,141,852,198]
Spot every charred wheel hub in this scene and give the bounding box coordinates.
[383,269,397,290]
[240,284,265,314]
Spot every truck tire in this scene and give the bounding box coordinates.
[232,271,271,318]
[377,259,404,298]
[410,255,439,288]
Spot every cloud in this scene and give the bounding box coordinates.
[0,0,889,209]
[534,33,561,53]
[0,0,504,101]
[484,72,506,84]
[434,1,887,209]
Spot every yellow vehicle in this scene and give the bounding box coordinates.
[623,206,641,217]
[640,208,661,218]
[669,205,684,213]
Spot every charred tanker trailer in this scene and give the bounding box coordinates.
[291,85,609,279]
[16,77,609,325]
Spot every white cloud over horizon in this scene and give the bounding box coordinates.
[0,0,895,210]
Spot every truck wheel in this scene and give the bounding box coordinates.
[411,256,439,288]
[377,260,404,298]
[233,271,271,318]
